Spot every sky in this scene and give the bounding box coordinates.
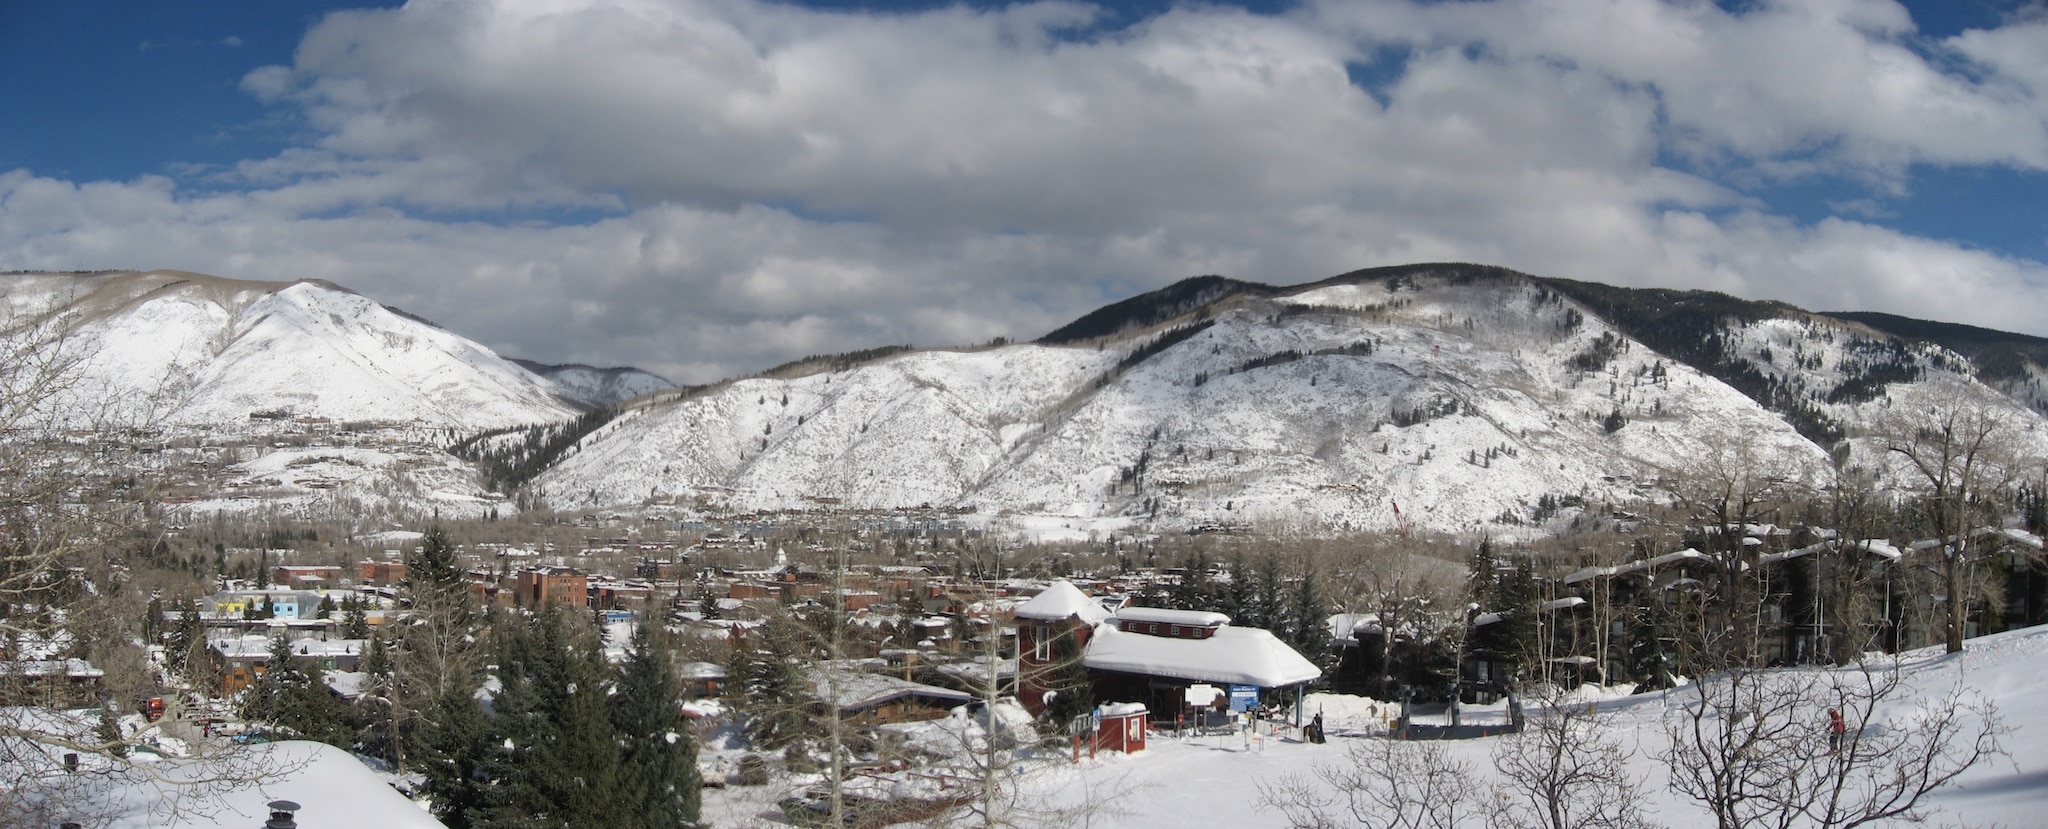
[3,0,2048,384]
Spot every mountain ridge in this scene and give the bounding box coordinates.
[15,264,2047,538]
[524,263,2045,537]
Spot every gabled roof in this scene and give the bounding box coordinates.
[1013,580,1113,624]
[1083,623,1320,688]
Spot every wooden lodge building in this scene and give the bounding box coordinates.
[1015,581,1322,727]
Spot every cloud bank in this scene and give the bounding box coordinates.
[6,0,2048,382]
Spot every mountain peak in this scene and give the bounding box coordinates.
[2,269,575,430]
[1037,275,1278,344]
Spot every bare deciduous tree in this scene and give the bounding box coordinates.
[1661,435,1811,670]
[1257,737,1479,829]
[1488,691,1657,829]
[1881,397,2030,654]
[0,292,275,826]
[1661,658,2003,829]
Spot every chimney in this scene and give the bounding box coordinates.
[263,800,300,829]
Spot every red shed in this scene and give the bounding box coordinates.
[1093,702,1148,754]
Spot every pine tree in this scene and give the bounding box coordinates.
[416,687,496,829]
[354,635,402,767]
[97,704,126,758]
[393,527,481,773]
[1494,555,1541,676]
[242,637,350,747]
[1288,568,1328,662]
[1253,555,1285,632]
[544,628,626,827]
[1168,549,1214,609]
[611,623,702,829]
[1624,590,1677,690]
[1469,540,1500,607]
[163,597,201,667]
[742,612,815,749]
[1220,556,1255,622]
[141,595,164,645]
[341,594,372,639]
[1039,625,1094,730]
[476,607,625,829]
[696,577,722,620]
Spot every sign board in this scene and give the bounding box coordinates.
[1227,685,1259,712]
[1184,683,1221,707]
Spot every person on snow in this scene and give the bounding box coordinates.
[1828,707,1847,754]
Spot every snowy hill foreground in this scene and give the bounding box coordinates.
[532,265,2048,537]
[701,624,2048,828]
[0,270,576,430]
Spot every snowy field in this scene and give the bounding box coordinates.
[705,623,2048,828]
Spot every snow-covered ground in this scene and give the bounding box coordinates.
[703,624,2048,828]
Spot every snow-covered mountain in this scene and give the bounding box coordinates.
[16,265,2045,537]
[509,359,676,409]
[1,270,577,431]
[521,264,2048,537]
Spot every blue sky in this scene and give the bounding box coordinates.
[3,0,2047,382]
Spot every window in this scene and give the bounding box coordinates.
[1032,625,1050,661]
[1169,624,1181,637]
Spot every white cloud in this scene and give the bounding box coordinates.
[8,0,2048,383]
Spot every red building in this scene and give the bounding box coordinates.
[1013,580,1114,716]
[356,560,410,587]
[515,566,589,608]
[274,565,344,589]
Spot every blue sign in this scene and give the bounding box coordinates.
[1227,685,1259,712]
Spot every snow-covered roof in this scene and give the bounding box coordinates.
[96,740,446,828]
[1013,580,1114,624]
[0,658,102,679]
[1561,548,1708,585]
[293,638,368,658]
[1084,623,1321,688]
[1539,597,1587,612]
[1986,526,2045,550]
[935,657,1016,687]
[680,661,729,680]
[1760,541,1832,565]
[210,636,368,660]
[324,670,369,700]
[1326,612,1379,639]
[810,670,972,712]
[1113,606,1230,627]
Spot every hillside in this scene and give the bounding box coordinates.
[529,264,2047,537]
[1,270,577,430]
[13,264,2045,536]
